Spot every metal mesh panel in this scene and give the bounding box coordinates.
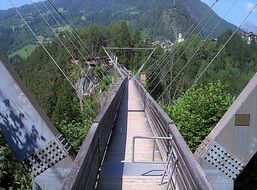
[22,134,70,177]
[203,142,245,180]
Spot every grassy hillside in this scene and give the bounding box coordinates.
[9,44,38,59]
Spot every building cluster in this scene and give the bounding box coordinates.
[68,56,112,68]
[67,55,113,76]
[242,32,257,44]
[152,40,175,49]
[152,33,185,49]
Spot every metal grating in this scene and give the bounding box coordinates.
[203,142,245,180]
[22,134,71,177]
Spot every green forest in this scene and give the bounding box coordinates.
[0,22,150,189]
[147,30,257,148]
[1,20,257,189]
[145,30,257,189]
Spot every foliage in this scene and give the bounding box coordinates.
[80,22,149,72]
[147,31,257,101]
[145,29,257,189]
[57,95,99,152]
[0,22,149,189]
[51,82,81,125]
[165,81,233,151]
[14,22,145,150]
[58,119,92,152]
[0,26,13,53]
[1,22,140,189]
[0,135,31,190]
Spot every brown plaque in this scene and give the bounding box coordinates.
[235,114,250,126]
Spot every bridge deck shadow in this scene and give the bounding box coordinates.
[97,80,165,190]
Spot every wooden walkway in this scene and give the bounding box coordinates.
[97,80,165,190]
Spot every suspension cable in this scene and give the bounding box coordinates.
[144,0,218,76]
[46,0,115,79]
[149,2,222,92]
[36,0,118,95]
[158,1,256,102]
[146,0,220,84]
[30,1,102,82]
[135,48,156,77]
[9,0,97,117]
[32,0,110,84]
[35,0,115,86]
[189,3,257,89]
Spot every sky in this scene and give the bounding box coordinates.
[1,0,257,27]
[201,0,257,26]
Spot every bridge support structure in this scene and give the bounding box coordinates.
[0,55,74,189]
[195,72,257,189]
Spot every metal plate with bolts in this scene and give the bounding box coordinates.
[203,142,245,180]
[22,134,71,177]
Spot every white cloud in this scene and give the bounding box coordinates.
[246,2,255,11]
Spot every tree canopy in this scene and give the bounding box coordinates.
[165,81,233,151]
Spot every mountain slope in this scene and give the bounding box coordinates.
[50,0,237,38]
[181,0,238,37]
[0,0,238,55]
[241,21,257,33]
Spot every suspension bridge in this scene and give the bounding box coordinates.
[1,53,257,190]
[1,0,257,189]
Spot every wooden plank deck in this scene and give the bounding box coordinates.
[97,80,165,190]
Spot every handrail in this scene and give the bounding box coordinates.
[62,78,127,190]
[133,78,213,190]
[132,136,173,163]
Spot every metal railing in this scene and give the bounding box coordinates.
[62,78,127,190]
[133,78,213,190]
[132,136,173,163]
[132,135,179,190]
[161,145,178,190]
